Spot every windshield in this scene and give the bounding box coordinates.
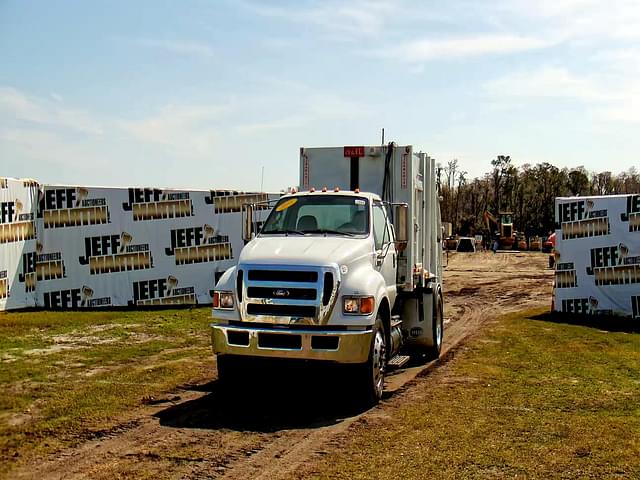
[261,195,370,236]
[500,213,512,224]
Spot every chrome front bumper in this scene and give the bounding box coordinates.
[211,323,372,364]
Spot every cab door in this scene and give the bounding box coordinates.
[373,201,397,306]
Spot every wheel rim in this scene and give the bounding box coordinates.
[435,305,443,349]
[372,328,386,398]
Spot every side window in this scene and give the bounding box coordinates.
[373,203,389,250]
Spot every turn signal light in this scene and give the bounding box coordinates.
[360,297,374,314]
[212,291,219,308]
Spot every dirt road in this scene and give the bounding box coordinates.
[12,252,553,480]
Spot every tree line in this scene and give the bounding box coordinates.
[438,156,640,238]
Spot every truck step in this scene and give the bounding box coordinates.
[387,354,410,369]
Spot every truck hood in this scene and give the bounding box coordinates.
[239,235,373,267]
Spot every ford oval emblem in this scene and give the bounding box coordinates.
[274,289,290,297]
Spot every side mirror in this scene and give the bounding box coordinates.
[393,203,408,252]
[243,204,254,243]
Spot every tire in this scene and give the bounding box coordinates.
[216,354,241,387]
[425,292,443,360]
[354,316,386,407]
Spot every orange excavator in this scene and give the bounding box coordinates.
[483,211,516,250]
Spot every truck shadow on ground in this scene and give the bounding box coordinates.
[531,312,640,334]
[154,365,373,433]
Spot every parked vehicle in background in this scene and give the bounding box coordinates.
[211,143,444,404]
[445,236,459,250]
[545,232,557,268]
[456,237,476,252]
[516,232,528,250]
[474,235,483,250]
[529,235,542,251]
[542,233,555,253]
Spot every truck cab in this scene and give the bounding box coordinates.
[211,144,444,404]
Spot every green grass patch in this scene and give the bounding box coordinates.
[0,308,215,478]
[309,309,640,479]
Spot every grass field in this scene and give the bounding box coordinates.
[2,307,639,479]
[304,309,640,479]
[0,307,214,477]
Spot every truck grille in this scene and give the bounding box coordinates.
[247,286,316,300]
[247,304,317,317]
[241,265,338,324]
[248,270,318,282]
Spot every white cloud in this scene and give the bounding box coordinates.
[238,0,398,37]
[236,91,371,134]
[0,81,374,175]
[594,95,640,123]
[473,2,640,123]
[119,103,234,156]
[484,66,613,102]
[234,115,307,134]
[484,66,640,124]
[504,0,640,42]
[591,48,640,75]
[380,34,556,62]
[0,87,103,135]
[134,38,215,58]
[358,0,640,65]
[507,0,601,17]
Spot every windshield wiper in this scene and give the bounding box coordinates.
[305,229,355,237]
[261,229,306,236]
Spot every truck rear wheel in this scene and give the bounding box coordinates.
[355,316,386,406]
[425,292,443,360]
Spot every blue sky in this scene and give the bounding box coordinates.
[2,0,639,191]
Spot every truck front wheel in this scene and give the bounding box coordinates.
[355,316,386,406]
[216,354,241,387]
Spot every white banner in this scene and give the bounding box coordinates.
[554,194,640,319]
[0,180,275,310]
[0,177,39,310]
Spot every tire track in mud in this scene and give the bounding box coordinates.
[201,253,554,480]
[10,252,553,480]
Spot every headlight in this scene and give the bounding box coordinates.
[343,296,374,315]
[213,291,234,309]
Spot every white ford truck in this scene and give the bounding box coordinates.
[211,144,444,404]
